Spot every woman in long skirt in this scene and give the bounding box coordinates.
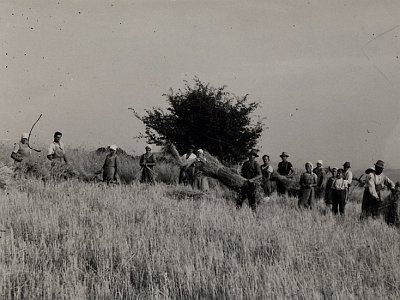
[298,162,317,209]
[103,145,119,183]
[192,149,209,192]
[140,145,156,184]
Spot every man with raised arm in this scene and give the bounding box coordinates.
[11,133,31,163]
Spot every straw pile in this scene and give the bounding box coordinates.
[383,182,400,227]
[271,172,299,190]
[168,144,183,166]
[0,162,13,189]
[165,186,205,201]
[168,144,246,190]
[199,160,246,190]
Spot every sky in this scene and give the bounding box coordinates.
[1,0,400,170]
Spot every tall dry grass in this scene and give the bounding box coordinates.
[0,177,399,299]
[0,143,399,299]
[0,143,180,185]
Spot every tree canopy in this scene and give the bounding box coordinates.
[137,78,263,164]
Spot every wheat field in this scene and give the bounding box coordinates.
[0,177,399,299]
[0,144,399,299]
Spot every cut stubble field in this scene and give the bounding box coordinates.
[0,178,399,300]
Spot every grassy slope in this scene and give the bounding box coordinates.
[0,143,399,299]
[0,179,399,299]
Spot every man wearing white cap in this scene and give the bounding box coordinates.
[102,145,119,183]
[313,160,326,199]
[11,133,31,163]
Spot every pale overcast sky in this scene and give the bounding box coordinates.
[1,0,399,169]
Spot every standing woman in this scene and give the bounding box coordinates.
[324,167,338,212]
[298,162,318,209]
[140,145,156,184]
[261,154,274,197]
[192,149,209,192]
[103,145,119,183]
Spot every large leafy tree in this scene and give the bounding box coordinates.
[136,78,263,164]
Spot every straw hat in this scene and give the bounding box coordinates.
[343,161,351,168]
[374,160,385,169]
[280,152,289,158]
[110,145,117,151]
[249,149,259,157]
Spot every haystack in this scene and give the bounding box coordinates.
[0,163,13,189]
[168,144,246,190]
[383,182,400,227]
[271,173,299,192]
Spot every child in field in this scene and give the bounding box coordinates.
[103,145,119,183]
[324,167,337,212]
[332,169,351,215]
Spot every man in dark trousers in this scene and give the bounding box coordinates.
[237,149,262,210]
[277,152,294,196]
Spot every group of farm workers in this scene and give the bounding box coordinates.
[11,131,68,164]
[237,149,397,219]
[11,132,397,219]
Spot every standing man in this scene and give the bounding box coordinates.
[237,149,262,210]
[276,152,294,196]
[313,160,326,199]
[11,133,31,163]
[343,161,352,200]
[361,160,396,219]
[261,154,274,197]
[140,144,156,184]
[47,131,68,164]
[179,145,197,186]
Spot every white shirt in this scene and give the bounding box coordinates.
[180,153,197,167]
[262,165,274,173]
[366,173,395,199]
[344,169,353,185]
[333,178,351,190]
[48,141,65,158]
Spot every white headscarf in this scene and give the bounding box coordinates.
[305,162,313,173]
[110,145,117,151]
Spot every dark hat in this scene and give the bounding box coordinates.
[374,160,385,169]
[249,149,259,157]
[280,152,289,158]
[343,161,351,168]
